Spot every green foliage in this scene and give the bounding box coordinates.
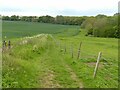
[81,15,118,38]
[114,26,120,38]
[2,15,86,26]
[86,28,93,36]
[38,15,54,23]
[2,34,50,88]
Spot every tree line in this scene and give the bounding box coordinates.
[81,14,119,38]
[2,15,85,25]
[2,14,119,38]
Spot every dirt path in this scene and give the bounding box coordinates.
[40,70,61,88]
[60,56,83,88]
[65,64,83,88]
[40,51,83,88]
[38,35,83,88]
[39,50,61,88]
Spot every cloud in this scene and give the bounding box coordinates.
[0,7,25,12]
[0,0,119,16]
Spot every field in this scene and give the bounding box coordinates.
[2,21,118,88]
[2,21,79,39]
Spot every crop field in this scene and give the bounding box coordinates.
[2,21,79,39]
[2,21,118,88]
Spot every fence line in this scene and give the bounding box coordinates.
[49,36,116,79]
[3,35,117,79]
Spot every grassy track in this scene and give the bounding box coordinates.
[2,21,118,88]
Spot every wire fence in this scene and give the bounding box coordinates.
[50,35,118,79]
[2,34,118,79]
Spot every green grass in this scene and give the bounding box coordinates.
[2,21,79,39]
[2,21,118,88]
[55,30,118,88]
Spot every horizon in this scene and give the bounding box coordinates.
[0,0,119,17]
[1,13,117,17]
[1,13,118,17]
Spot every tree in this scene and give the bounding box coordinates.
[10,15,19,21]
[55,15,64,24]
[2,16,10,20]
[38,15,55,23]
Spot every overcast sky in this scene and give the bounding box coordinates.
[0,0,119,16]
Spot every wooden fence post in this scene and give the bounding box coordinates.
[8,40,11,49]
[93,52,102,78]
[77,42,82,59]
[5,41,7,47]
[2,40,7,51]
[2,40,5,51]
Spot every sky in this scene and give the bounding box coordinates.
[0,0,119,16]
